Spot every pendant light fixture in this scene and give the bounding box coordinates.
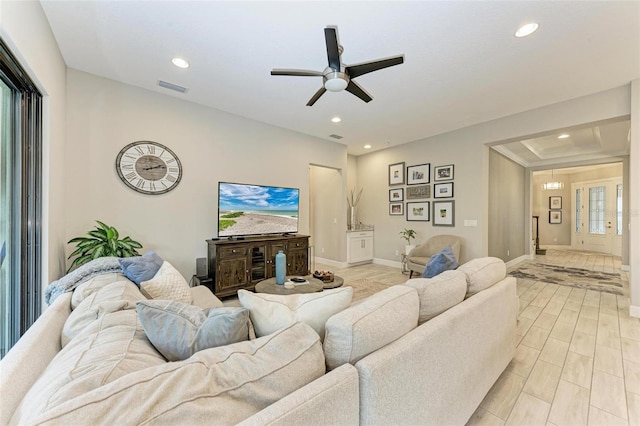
[542,169,564,190]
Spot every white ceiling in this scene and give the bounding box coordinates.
[40,1,640,157]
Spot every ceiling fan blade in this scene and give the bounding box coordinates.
[346,55,404,79]
[345,80,372,103]
[271,69,323,77]
[324,27,341,70]
[307,87,327,106]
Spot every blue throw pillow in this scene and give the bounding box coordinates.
[422,245,459,278]
[119,250,164,286]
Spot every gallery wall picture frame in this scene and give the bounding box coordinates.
[389,188,404,202]
[389,162,405,186]
[407,163,430,185]
[433,200,455,227]
[406,185,431,199]
[389,202,404,215]
[434,164,454,182]
[549,210,562,224]
[549,196,562,210]
[406,201,430,221]
[433,182,454,198]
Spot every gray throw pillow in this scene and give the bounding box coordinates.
[136,300,250,361]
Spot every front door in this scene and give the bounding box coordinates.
[571,178,622,255]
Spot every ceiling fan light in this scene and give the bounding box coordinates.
[325,78,348,92]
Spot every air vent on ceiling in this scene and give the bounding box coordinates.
[329,134,343,140]
[157,80,188,93]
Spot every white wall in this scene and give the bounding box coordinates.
[65,70,347,279]
[357,86,634,268]
[0,1,67,291]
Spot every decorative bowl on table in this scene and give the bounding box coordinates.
[313,270,334,283]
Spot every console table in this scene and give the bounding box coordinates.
[206,235,309,298]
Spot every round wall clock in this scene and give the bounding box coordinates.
[115,141,182,195]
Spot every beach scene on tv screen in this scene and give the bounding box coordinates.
[218,183,299,236]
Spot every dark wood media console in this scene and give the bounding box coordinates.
[206,235,310,297]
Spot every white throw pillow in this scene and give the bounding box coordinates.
[237,287,353,339]
[140,261,192,304]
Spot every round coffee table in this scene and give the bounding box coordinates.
[320,275,344,289]
[255,276,323,295]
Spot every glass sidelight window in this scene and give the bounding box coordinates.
[575,188,581,232]
[0,39,42,359]
[617,184,623,235]
[588,186,606,235]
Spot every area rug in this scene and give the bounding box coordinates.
[509,262,624,295]
[345,278,396,301]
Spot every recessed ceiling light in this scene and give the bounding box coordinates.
[171,57,190,69]
[364,144,372,149]
[515,23,539,38]
[331,116,341,123]
[558,134,570,139]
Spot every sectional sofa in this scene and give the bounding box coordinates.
[0,257,517,425]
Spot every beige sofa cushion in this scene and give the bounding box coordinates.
[238,287,353,339]
[62,280,146,347]
[323,286,419,370]
[26,322,325,425]
[404,269,467,323]
[11,308,166,424]
[458,257,507,297]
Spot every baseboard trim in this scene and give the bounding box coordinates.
[630,305,640,319]
[505,255,530,269]
[373,258,402,269]
[314,257,348,269]
[541,245,573,250]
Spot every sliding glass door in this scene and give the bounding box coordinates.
[0,78,16,357]
[0,39,42,359]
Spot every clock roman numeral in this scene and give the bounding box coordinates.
[166,158,176,164]
[136,179,145,189]
[134,146,144,155]
[125,172,137,181]
[166,175,176,183]
[125,154,137,161]
[149,181,156,191]
[147,145,155,154]
[168,167,179,173]
[121,164,134,170]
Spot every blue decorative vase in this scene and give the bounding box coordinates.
[275,250,286,285]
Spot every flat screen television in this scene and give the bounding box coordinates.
[218,182,299,238]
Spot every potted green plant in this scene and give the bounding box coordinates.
[66,220,143,272]
[399,228,416,255]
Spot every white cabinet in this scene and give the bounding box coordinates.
[347,230,374,264]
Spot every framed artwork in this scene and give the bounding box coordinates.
[433,200,455,227]
[434,164,454,181]
[406,185,430,199]
[407,163,430,185]
[389,188,404,202]
[406,201,430,221]
[549,210,562,224]
[433,182,454,198]
[549,196,562,209]
[389,162,405,186]
[389,202,404,215]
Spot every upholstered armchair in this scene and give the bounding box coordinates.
[407,235,462,278]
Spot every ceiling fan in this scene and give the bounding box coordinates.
[271,26,404,106]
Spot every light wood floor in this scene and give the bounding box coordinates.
[325,250,639,425]
[470,249,638,426]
